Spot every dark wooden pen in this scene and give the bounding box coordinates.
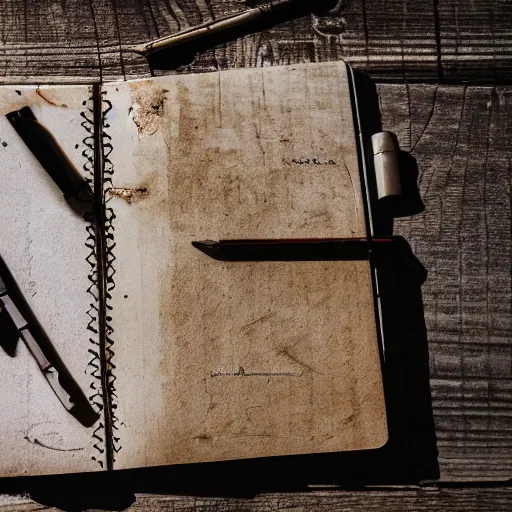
[192,237,394,261]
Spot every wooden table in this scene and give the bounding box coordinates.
[1,1,511,510]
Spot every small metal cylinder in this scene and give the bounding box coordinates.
[372,132,402,201]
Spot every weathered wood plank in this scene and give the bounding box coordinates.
[439,0,512,81]
[128,488,512,511]
[379,84,512,480]
[0,1,511,82]
[0,0,100,82]
[2,488,512,511]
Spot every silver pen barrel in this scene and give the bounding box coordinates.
[0,293,74,411]
[127,0,323,56]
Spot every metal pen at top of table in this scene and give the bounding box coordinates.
[127,0,338,57]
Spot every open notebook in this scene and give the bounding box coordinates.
[0,61,387,476]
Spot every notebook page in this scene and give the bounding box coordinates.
[105,62,387,469]
[0,86,105,475]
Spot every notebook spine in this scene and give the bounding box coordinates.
[82,85,121,469]
[81,89,105,466]
[101,91,121,461]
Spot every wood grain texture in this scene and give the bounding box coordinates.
[378,83,512,480]
[2,488,512,511]
[0,0,511,493]
[0,1,511,82]
[123,488,512,511]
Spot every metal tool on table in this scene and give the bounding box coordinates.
[6,106,94,219]
[370,131,424,219]
[127,0,338,57]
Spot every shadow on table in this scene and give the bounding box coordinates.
[0,73,438,511]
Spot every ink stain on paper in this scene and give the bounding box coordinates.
[283,157,337,166]
[24,422,84,452]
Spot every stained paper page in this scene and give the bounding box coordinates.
[0,86,105,475]
[105,62,387,469]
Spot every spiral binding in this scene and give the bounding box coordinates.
[81,87,122,468]
[101,92,121,460]
[81,91,105,467]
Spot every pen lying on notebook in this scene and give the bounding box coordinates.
[0,258,98,426]
[6,107,94,219]
[192,237,394,261]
